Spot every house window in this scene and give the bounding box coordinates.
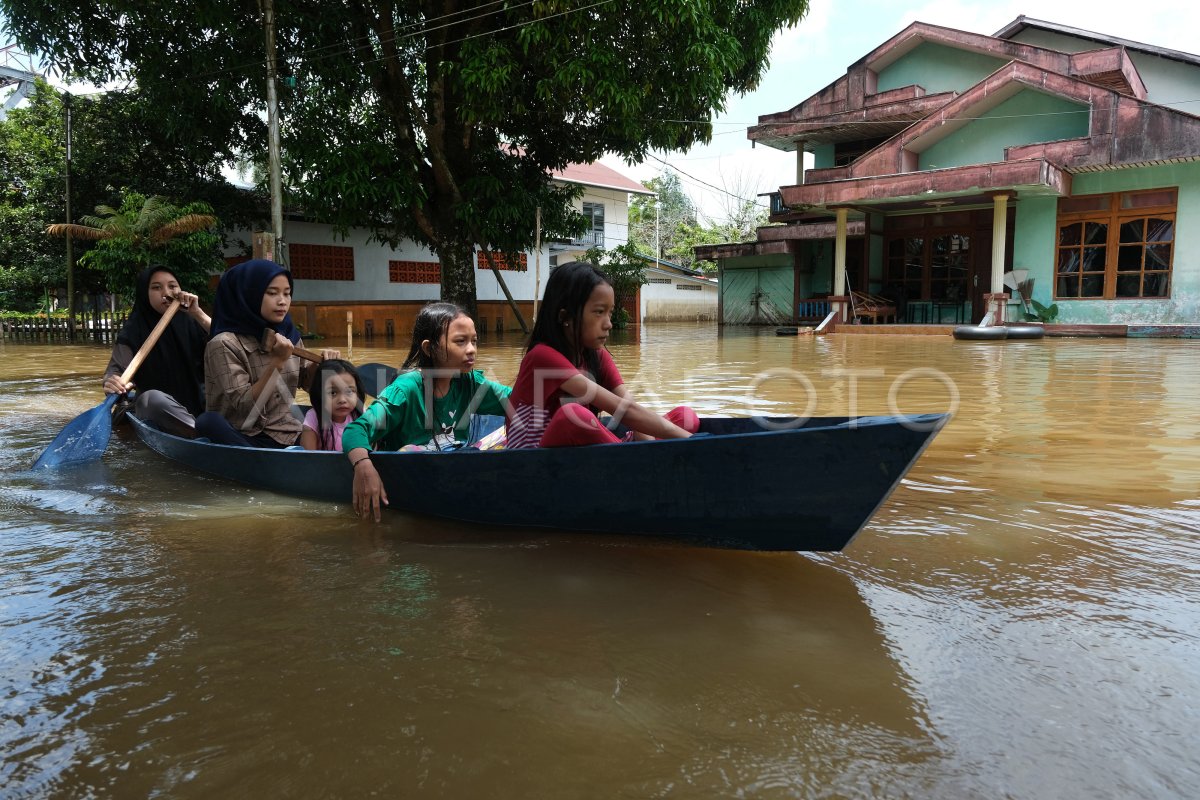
[290,244,355,281]
[581,202,604,247]
[477,251,528,271]
[389,260,440,283]
[1056,189,1175,299]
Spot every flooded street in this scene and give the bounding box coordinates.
[2,325,1198,798]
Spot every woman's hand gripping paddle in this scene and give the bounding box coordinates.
[32,299,183,469]
[258,328,397,398]
[260,328,323,363]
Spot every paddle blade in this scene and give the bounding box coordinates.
[32,394,120,470]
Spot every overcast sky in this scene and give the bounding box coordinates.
[603,0,1200,224]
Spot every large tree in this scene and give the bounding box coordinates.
[2,0,809,318]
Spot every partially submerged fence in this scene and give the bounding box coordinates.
[1,309,128,343]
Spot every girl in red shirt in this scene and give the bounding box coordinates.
[508,261,698,448]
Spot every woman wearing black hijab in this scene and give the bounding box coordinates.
[195,258,339,447]
[102,265,211,438]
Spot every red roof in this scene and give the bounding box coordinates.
[554,161,653,195]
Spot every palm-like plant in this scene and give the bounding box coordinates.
[46,190,223,301]
[47,194,216,246]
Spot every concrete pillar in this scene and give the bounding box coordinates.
[832,207,849,322]
[795,140,806,185]
[985,193,1012,325]
[834,207,848,294]
[990,193,1009,295]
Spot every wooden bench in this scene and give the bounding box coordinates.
[850,291,897,324]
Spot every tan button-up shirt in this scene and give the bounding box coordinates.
[204,332,314,446]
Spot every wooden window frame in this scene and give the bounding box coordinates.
[1055,188,1176,300]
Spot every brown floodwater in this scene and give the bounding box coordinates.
[1,325,1198,798]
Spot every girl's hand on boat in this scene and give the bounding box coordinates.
[103,375,132,396]
[352,460,389,522]
[319,348,341,361]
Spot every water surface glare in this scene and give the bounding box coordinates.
[2,325,1198,798]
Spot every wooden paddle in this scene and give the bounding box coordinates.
[33,299,183,469]
[258,331,398,396]
[260,328,323,363]
[356,362,399,397]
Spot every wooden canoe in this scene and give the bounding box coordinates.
[127,412,949,551]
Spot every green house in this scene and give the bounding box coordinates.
[699,16,1200,330]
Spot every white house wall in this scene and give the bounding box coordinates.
[640,269,718,322]
[225,222,554,303]
[225,185,635,305]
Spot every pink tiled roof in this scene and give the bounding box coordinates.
[554,161,653,195]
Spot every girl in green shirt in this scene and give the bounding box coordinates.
[344,302,511,520]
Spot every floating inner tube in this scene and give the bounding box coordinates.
[1004,324,1046,339]
[953,325,1008,341]
[775,326,800,336]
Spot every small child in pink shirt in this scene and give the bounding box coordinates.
[301,359,364,451]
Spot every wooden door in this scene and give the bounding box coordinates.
[721,267,791,324]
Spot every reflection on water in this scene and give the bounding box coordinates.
[2,326,1199,798]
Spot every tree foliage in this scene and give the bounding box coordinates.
[1,81,73,309]
[628,170,698,266]
[51,191,224,301]
[624,173,763,272]
[0,78,260,310]
[1,0,810,318]
[626,168,770,274]
[687,197,770,273]
[585,243,647,329]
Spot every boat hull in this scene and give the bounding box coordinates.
[128,413,949,551]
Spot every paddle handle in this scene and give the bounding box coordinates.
[261,327,323,363]
[292,345,323,364]
[120,299,183,384]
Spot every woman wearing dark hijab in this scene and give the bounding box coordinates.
[102,265,211,438]
[194,258,339,447]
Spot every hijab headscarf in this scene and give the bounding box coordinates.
[209,258,301,344]
[116,265,208,416]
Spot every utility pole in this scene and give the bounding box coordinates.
[63,91,75,342]
[533,207,542,322]
[262,0,286,266]
[654,193,660,261]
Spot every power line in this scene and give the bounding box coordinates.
[190,0,600,83]
[645,153,770,212]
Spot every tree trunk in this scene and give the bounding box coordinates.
[437,236,478,321]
